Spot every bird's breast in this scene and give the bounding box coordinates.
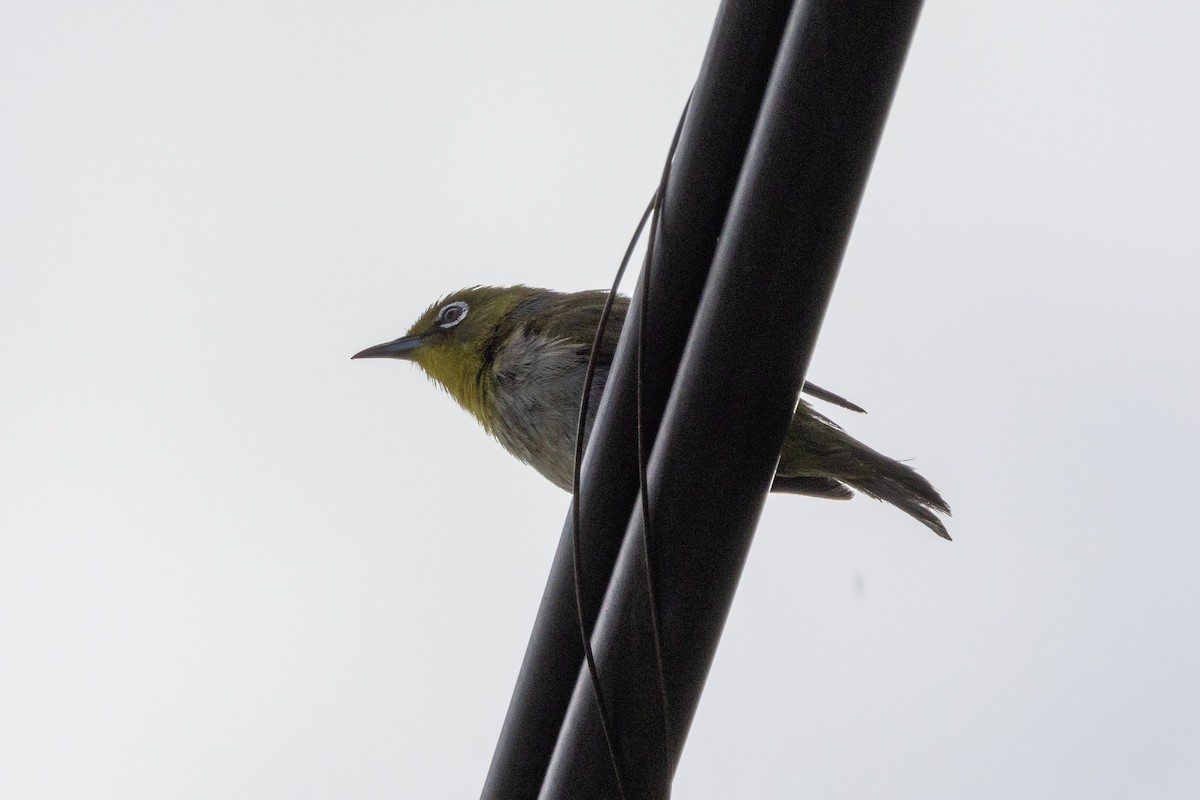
[486,332,602,491]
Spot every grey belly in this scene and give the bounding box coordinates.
[490,360,604,492]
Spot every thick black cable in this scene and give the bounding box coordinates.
[541,1,926,795]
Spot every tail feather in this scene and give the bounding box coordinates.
[777,405,952,539]
[841,462,952,540]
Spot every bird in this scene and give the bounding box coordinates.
[353,285,951,539]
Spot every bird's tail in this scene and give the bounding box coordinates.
[775,406,952,539]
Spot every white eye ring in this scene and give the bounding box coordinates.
[438,300,469,328]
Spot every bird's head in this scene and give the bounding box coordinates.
[352,285,541,422]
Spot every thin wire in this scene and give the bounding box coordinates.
[571,190,657,800]
[571,93,692,799]
[636,95,691,795]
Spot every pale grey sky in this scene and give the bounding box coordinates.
[3,2,1199,798]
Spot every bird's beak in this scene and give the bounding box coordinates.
[351,335,424,361]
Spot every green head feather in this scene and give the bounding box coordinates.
[384,286,543,428]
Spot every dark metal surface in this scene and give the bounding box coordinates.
[538,1,925,797]
[479,2,795,798]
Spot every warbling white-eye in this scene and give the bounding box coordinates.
[353,286,950,539]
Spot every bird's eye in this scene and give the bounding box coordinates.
[438,300,469,328]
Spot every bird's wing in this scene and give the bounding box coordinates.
[537,291,864,414]
[801,382,866,414]
[532,290,627,366]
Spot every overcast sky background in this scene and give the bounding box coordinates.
[3,2,1199,798]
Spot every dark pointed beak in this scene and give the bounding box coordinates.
[352,335,424,361]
